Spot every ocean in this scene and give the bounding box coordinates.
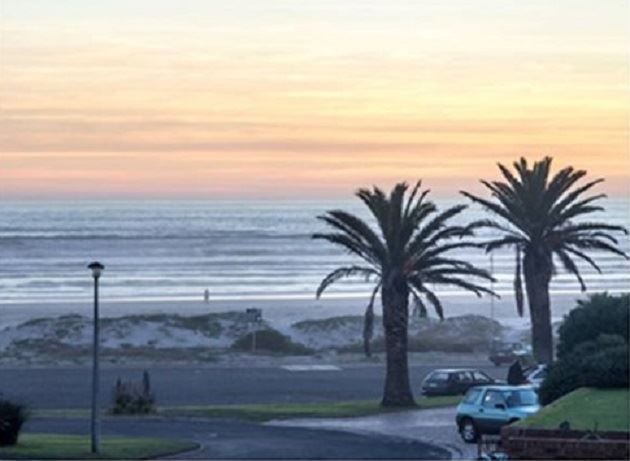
[1,199,628,307]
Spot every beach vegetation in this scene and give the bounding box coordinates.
[313,181,494,406]
[462,157,629,364]
[230,329,312,355]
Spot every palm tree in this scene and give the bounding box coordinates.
[462,157,629,364]
[314,181,495,406]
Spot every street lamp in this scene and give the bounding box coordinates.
[88,261,104,454]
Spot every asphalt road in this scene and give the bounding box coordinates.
[0,363,507,409]
[26,417,451,459]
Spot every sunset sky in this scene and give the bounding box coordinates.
[1,0,628,199]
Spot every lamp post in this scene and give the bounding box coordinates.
[88,261,104,454]
[490,253,495,320]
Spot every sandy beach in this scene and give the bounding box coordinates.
[0,291,592,329]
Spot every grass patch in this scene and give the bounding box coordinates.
[516,388,629,432]
[0,434,198,459]
[33,396,461,422]
[159,395,461,422]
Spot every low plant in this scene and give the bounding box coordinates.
[111,370,156,415]
[0,399,29,446]
[230,330,312,355]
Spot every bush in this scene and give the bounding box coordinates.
[0,400,28,446]
[111,370,156,415]
[557,293,629,359]
[540,334,629,404]
[540,294,630,405]
[230,330,312,355]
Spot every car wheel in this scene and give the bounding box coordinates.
[459,418,478,444]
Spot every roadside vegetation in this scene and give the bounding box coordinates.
[0,434,197,460]
[33,396,462,422]
[540,293,629,404]
[517,388,629,432]
[158,396,461,421]
[463,157,628,364]
[0,399,29,446]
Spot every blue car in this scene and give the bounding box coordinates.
[455,385,541,443]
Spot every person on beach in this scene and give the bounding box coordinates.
[204,289,210,303]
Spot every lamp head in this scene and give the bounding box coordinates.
[88,261,105,279]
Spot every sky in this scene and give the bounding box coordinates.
[1,0,628,199]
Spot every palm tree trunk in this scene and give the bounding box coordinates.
[523,251,554,364]
[380,280,415,407]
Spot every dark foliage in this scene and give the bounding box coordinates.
[539,335,629,404]
[0,399,28,446]
[111,370,156,415]
[230,330,312,355]
[539,295,630,404]
[557,293,629,359]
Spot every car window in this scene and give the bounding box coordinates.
[482,390,505,408]
[458,372,472,382]
[473,371,492,383]
[531,368,547,380]
[463,389,482,404]
[429,372,449,382]
[503,389,539,407]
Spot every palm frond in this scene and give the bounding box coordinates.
[316,266,379,299]
[555,250,586,291]
[514,247,524,317]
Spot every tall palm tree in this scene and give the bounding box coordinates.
[462,157,629,364]
[314,181,495,406]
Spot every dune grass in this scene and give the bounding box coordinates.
[516,388,629,432]
[158,395,461,421]
[0,434,198,459]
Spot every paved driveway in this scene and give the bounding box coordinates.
[268,406,477,460]
[26,417,451,459]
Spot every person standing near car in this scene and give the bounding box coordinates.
[507,359,526,385]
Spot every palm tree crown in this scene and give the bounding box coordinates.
[313,181,495,405]
[314,181,495,319]
[462,157,629,316]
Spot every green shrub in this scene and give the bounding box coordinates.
[111,370,156,415]
[581,343,629,389]
[557,293,629,359]
[0,400,28,446]
[540,293,630,404]
[540,334,629,404]
[230,330,312,355]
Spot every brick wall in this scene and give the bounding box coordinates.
[501,426,630,460]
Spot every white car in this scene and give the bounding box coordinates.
[524,364,548,390]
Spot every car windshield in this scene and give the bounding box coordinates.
[463,389,482,404]
[502,389,539,407]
